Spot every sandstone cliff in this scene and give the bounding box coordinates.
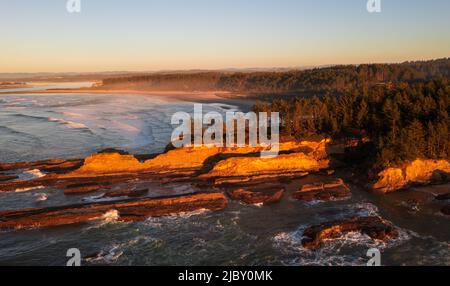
[373,159,450,193]
[61,140,329,178]
[203,153,329,178]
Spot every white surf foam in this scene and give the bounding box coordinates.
[34,193,48,202]
[15,186,45,193]
[25,169,45,179]
[48,117,88,129]
[272,209,412,266]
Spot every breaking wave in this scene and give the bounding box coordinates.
[48,117,88,129]
[272,223,412,266]
[24,169,45,179]
[14,186,45,193]
[34,193,48,202]
[272,202,412,266]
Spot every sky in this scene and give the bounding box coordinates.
[0,0,449,73]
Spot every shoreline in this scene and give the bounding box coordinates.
[0,88,255,111]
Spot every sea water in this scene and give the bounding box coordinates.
[0,89,449,266]
[0,91,238,163]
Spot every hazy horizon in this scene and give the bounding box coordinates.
[1,0,449,73]
[1,57,448,77]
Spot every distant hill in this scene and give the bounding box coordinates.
[0,67,309,81]
[100,58,450,95]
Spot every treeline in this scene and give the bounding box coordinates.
[254,79,450,169]
[103,72,222,91]
[102,58,450,168]
[102,58,450,93]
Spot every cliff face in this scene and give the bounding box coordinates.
[204,153,328,178]
[203,139,329,178]
[62,140,329,178]
[373,159,450,193]
[63,147,222,177]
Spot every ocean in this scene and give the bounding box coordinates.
[0,87,238,163]
[0,85,449,266]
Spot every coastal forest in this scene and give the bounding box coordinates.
[254,78,450,169]
[103,58,450,169]
[102,58,449,94]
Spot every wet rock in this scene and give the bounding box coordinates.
[64,182,111,195]
[402,199,421,213]
[292,178,350,202]
[0,168,163,193]
[97,148,130,155]
[317,169,336,176]
[0,159,83,174]
[226,184,284,205]
[102,188,148,198]
[0,192,228,230]
[213,172,308,186]
[442,205,450,215]
[301,216,399,250]
[435,193,450,201]
[0,175,17,182]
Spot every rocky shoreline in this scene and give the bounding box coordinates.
[1,139,449,249]
[0,192,227,230]
[373,159,450,193]
[301,216,399,250]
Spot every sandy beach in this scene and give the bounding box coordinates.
[0,88,255,111]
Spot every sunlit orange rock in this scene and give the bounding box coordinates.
[60,140,329,178]
[61,147,220,177]
[373,168,406,193]
[0,175,17,182]
[204,153,329,178]
[0,140,331,194]
[373,159,450,193]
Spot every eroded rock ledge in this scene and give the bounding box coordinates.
[203,153,329,179]
[0,140,329,194]
[301,216,399,250]
[292,178,350,202]
[0,159,83,173]
[226,184,285,205]
[373,159,450,193]
[0,140,335,230]
[64,140,329,178]
[0,192,228,230]
[442,205,450,216]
